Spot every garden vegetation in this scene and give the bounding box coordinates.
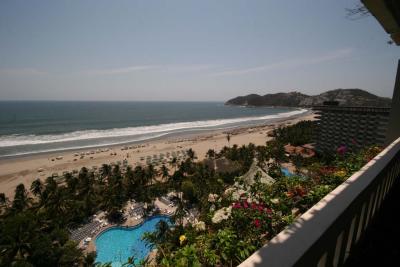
[0,120,381,266]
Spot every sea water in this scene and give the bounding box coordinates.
[0,101,307,158]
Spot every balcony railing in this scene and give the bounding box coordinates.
[239,137,400,267]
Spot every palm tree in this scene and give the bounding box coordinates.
[30,179,43,198]
[103,172,125,223]
[206,149,216,159]
[146,164,157,185]
[144,219,171,243]
[142,219,171,260]
[0,211,36,263]
[170,169,184,195]
[154,220,171,242]
[101,164,112,181]
[103,189,124,223]
[0,193,9,211]
[187,148,195,161]
[44,188,70,222]
[133,165,146,185]
[12,184,31,212]
[160,164,170,182]
[44,176,58,195]
[169,157,178,172]
[122,257,137,267]
[95,263,112,267]
[123,167,135,197]
[226,133,231,147]
[77,168,95,198]
[172,198,186,225]
[65,174,79,193]
[82,251,96,267]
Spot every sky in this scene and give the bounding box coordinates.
[0,0,399,101]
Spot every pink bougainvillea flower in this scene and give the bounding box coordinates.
[337,145,347,155]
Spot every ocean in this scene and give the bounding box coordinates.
[0,101,308,158]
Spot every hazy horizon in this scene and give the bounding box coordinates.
[0,87,393,102]
[0,0,398,101]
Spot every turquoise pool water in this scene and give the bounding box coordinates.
[281,167,295,177]
[95,215,171,266]
[281,167,308,180]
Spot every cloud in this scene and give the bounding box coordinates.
[212,48,353,76]
[85,64,216,75]
[86,65,161,75]
[0,64,216,77]
[0,68,48,76]
[163,64,215,72]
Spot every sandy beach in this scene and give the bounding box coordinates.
[0,112,316,198]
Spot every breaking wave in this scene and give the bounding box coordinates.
[0,109,307,148]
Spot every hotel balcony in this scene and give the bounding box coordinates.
[255,8,400,263]
[238,136,400,267]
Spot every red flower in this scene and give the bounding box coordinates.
[319,166,336,175]
[251,202,258,210]
[265,208,272,214]
[295,187,306,197]
[232,202,242,209]
[243,201,249,209]
[253,219,261,228]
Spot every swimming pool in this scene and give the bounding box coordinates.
[95,215,171,266]
[281,167,295,177]
[281,167,307,180]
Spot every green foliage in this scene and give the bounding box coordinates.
[0,162,165,266]
[267,162,284,179]
[181,180,196,204]
[218,143,256,173]
[0,120,382,267]
[0,210,82,267]
[171,245,201,267]
[273,120,315,146]
[302,185,334,207]
[11,184,31,213]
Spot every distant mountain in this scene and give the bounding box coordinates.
[225,89,392,107]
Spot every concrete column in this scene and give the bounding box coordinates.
[386,60,400,145]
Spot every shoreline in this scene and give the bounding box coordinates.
[0,112,316,198]
[0,108,309,160]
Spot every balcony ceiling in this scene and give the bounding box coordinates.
[362,0,400,45]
